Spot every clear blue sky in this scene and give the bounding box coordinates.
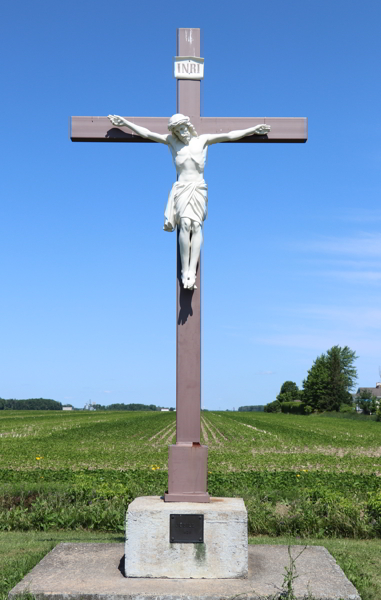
[1,1,380,409]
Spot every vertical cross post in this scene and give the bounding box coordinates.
[176,28,202,444]
[165,28,209,502]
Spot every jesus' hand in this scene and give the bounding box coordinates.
[254,124,271,135]
[108,115,126,128]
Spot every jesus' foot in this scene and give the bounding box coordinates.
[187,271,197,290]
[181,270,197,289]
[182,271,189,288]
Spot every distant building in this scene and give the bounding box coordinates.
[62,406,73,411]
[357,382,381,399]
[161,408,170,412]
[84,401,96,411]
[355,382,381,413]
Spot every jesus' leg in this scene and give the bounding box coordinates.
[187,220,203,290]
[179,218,192,288]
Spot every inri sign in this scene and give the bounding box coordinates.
[174,56,204,80]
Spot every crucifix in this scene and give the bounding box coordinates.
[71,28,307,503]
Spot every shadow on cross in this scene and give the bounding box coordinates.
[105,128,151,142]
[177,284,195,324]
[177,231,200,325]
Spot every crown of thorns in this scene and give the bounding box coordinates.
[168,114,198,137]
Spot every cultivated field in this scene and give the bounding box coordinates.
[1,410,380,600]
[0,409,380,473]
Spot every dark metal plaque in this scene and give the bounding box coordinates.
[170,514,204,543]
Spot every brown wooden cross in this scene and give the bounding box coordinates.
[71,28,307,503]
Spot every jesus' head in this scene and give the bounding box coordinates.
[168,114,198,143]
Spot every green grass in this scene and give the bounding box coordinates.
[1,531,380,600]
[249,536,381,600]
[0,531,121,600]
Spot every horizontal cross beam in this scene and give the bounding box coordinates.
[70,116,307,143]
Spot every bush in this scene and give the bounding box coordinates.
[1,469,380,538]
[280,402,306,415]
[264,400,281,413]
[367,490,381,534]
[356,391,379,415]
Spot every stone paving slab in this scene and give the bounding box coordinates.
[9,543,360,600]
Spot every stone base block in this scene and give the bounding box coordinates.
[126,495,248,578]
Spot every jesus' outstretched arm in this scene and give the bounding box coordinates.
[204,123,271,146]
[108,115,169,144]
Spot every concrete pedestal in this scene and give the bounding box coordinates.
[126,496,248,578]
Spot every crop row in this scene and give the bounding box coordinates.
[1,410,380,474]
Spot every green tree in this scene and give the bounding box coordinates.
[264,381,301,412]
[302,353,329,411]
[276,381,301,403]
[302,346,357,412]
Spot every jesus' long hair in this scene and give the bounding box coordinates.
[169,118,198,139]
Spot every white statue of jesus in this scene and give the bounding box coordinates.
[108,113,270,290]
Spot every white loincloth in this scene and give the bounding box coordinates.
[163,180,208,232]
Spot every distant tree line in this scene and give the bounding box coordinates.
[238,405,265,412]
[264,345,359,414]
[92,403,173,411]
[0,399,176,411]
[0,398,62,410]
